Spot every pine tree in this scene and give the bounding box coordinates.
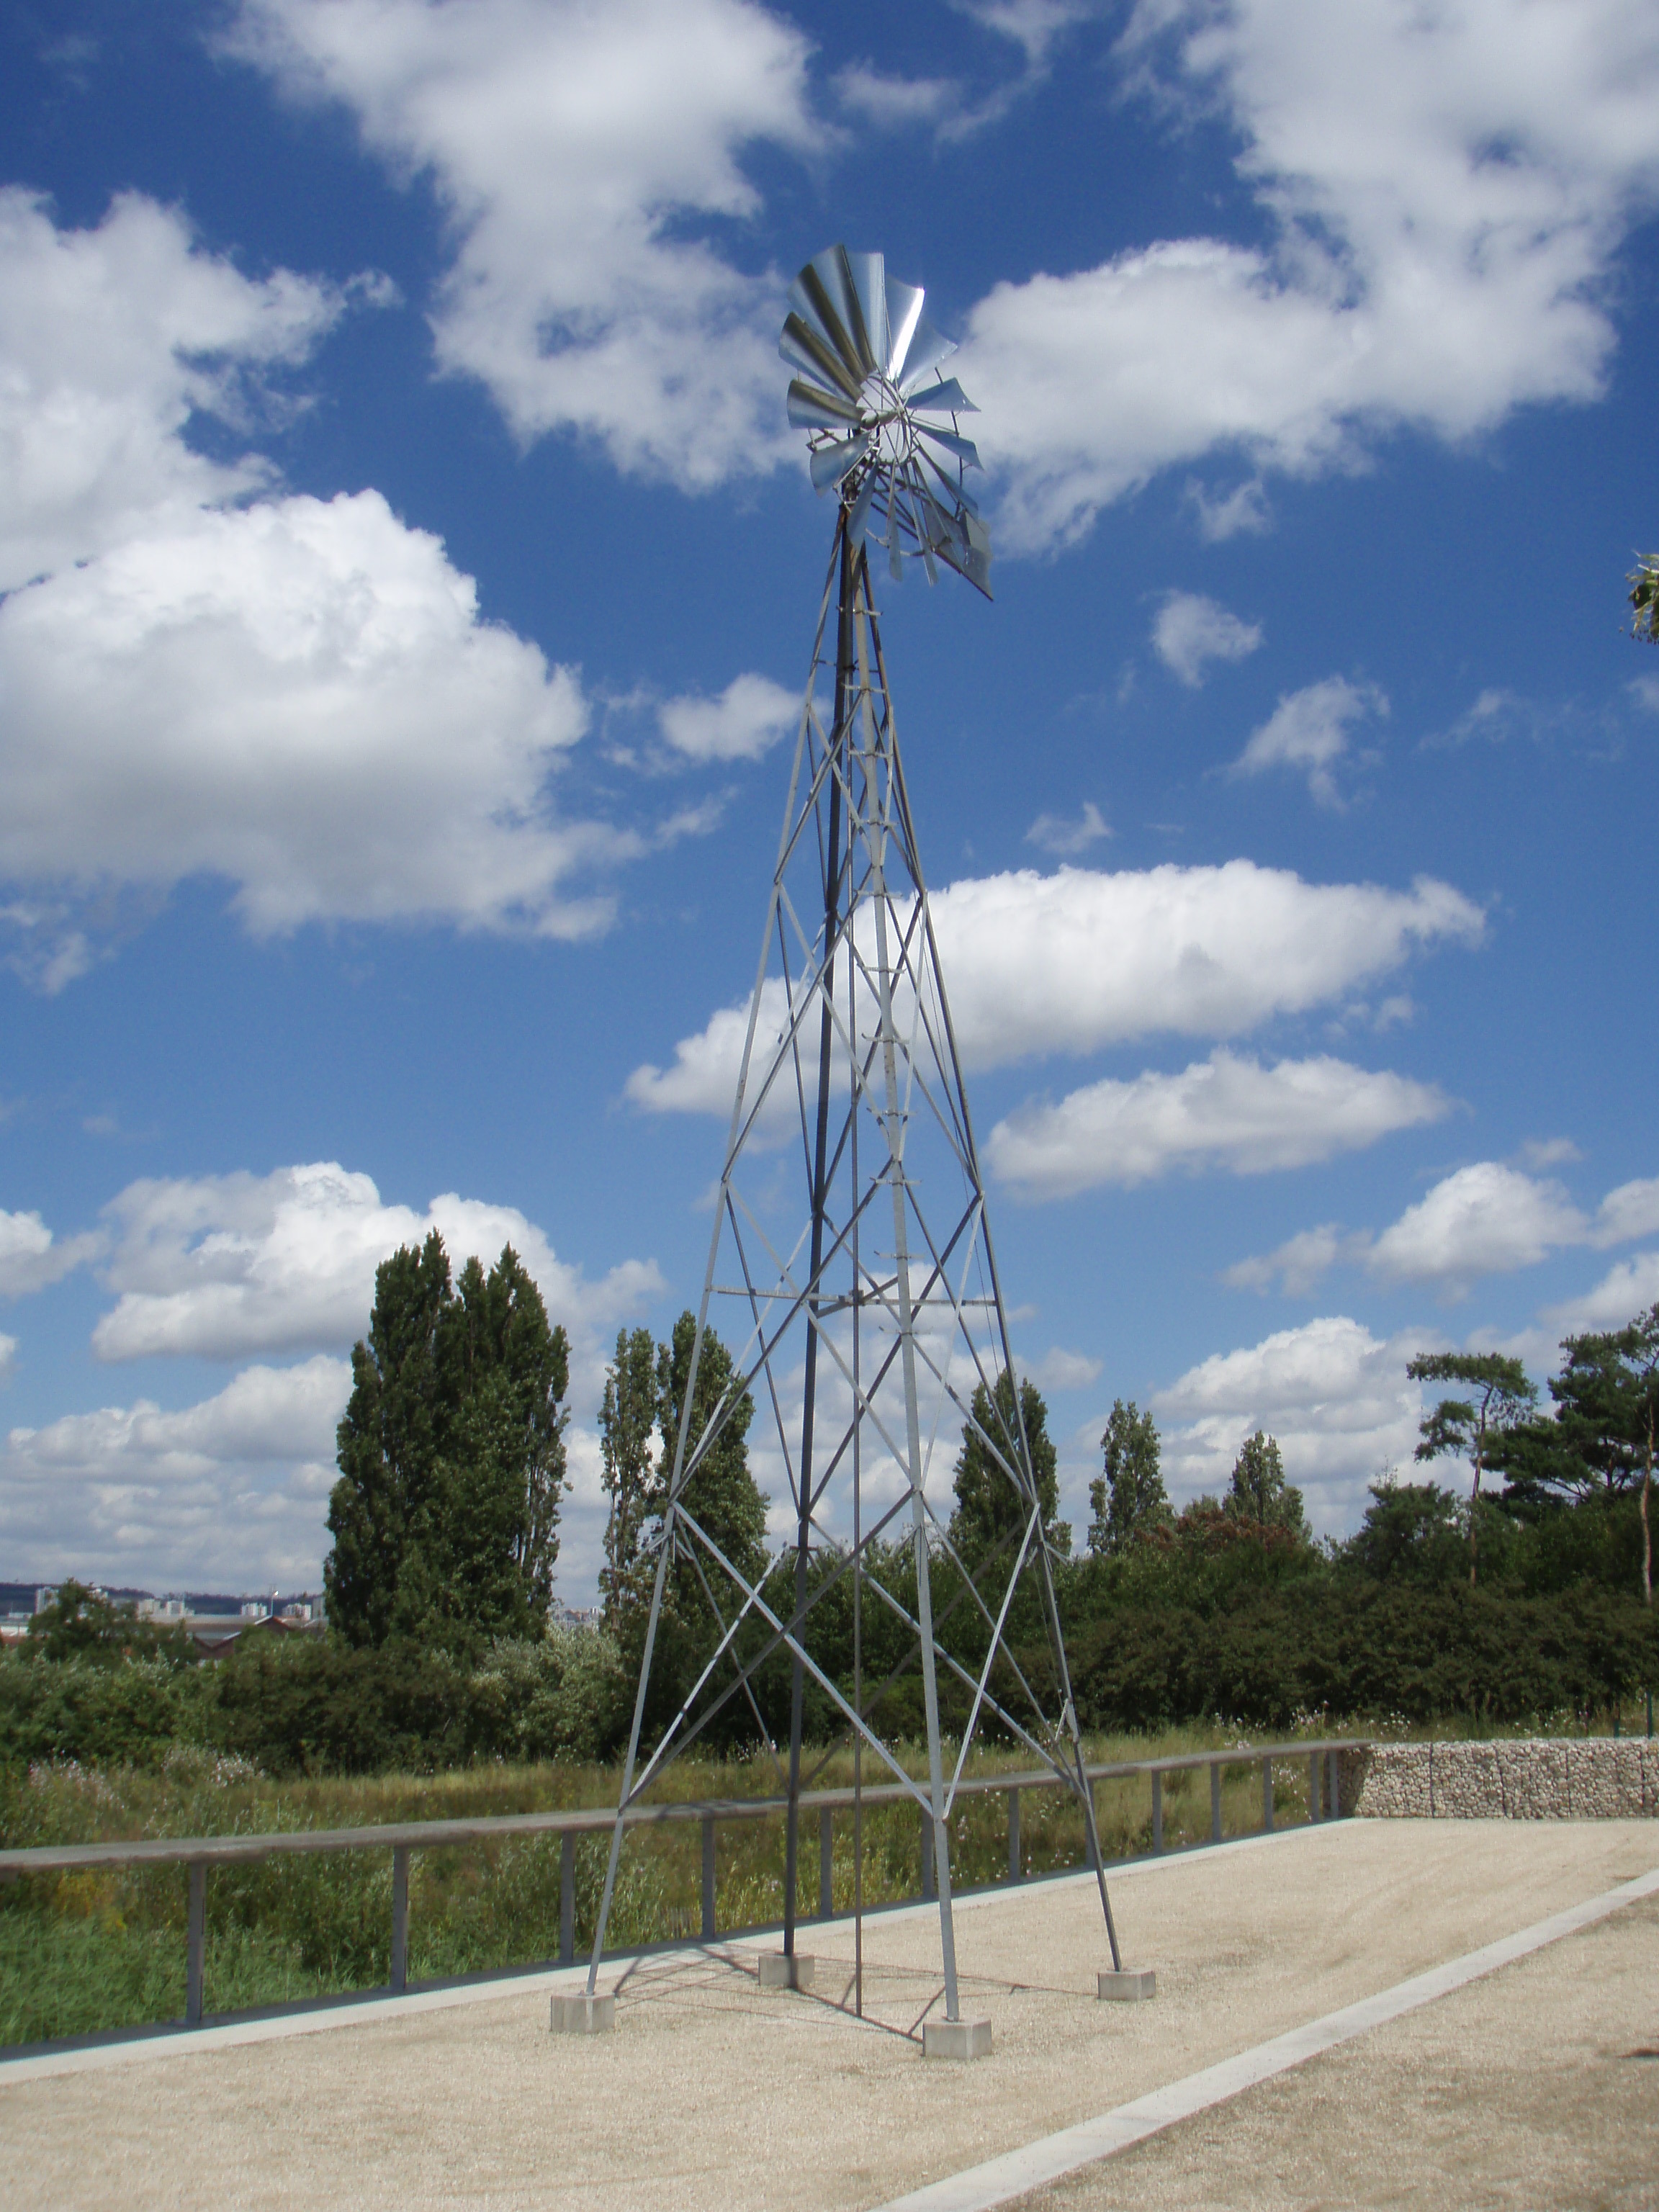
[1407,1350,1535,1585]
[1087,1398,1171,1556]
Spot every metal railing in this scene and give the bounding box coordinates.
[0,1736,1365,2035]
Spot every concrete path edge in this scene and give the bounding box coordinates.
[871,1860,1659,2212]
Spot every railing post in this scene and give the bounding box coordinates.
[1151,1770,1163,1855]
[186,1859,206,2028]
[1327,1748,1340,1819]
[390,1845,409,1993]
[819,1806,833,1920]
[559,1830,577,1963]
[1262,1756,1274,1833]
[1210,1760,1223,1844]
[921,1812,935,1901]
[1007,1786,1020,1881]
[1308,1750,1321,1824]
[700,1818,716,1941]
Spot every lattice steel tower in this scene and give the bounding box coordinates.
[588,248,1120,2026]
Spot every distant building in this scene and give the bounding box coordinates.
[0,1579,327,1653]
[551,1601,602,1630]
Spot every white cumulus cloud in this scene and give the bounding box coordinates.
[0,1210,103,1297]
[1539,1254,1659,1339]
[1154,1314,1433,1532]
[90,1162,663,1391]
[657,673,799,763]
[1152,590,1262,686]
[228,0,813,486]
[1225,1224,1362,1298]
[986,1050,1447,1199]
[0,490,619,953]
[1,1167,666,1596]
[0,186,342,591]
[963,0,1659,549]
[0,192,662,979]
[1370,1163,1659,1292]
[1228,1163,1659,1299]
[1023,1346,1102,1392]
[1233,676,1387,806]
[0,1354,351,1590]
[626,860,1483,1117]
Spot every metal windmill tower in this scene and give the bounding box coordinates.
[586,247,1121,2033]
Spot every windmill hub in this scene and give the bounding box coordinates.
[859,373,917,471]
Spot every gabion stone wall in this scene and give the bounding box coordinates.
[1339,1738,1659,1819]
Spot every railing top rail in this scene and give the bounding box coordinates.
[0,1737,1368,1875]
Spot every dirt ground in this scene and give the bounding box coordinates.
[3,1817,1656,2211]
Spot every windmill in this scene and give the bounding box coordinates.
[583,247,1123,2043]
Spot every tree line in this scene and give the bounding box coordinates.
[320,1240,1658,1686]
[8,1244,1653,1776]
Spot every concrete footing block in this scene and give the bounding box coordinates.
[1098,1968,1156,2002]
[757,1951,814,1991]
[922,2017,992,2060]
[549,1992,615,2034]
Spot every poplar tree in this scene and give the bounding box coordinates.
[654,1310,767,1590]
[325,1236,569,1647]
[1087,1399,1171,1557]
[327,1233,451,1649]
[950,1370,1066,1567]
[598,1313,768,1628]
[599,1325,660,1625]
[1226,1431,1310,1542]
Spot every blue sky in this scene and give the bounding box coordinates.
[2,0,1658,1601]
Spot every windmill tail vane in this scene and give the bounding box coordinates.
[585,246,1119,2029]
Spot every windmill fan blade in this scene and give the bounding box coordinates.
[844,251,888,377]
[796,253,869,381]
[884,278,926,383]
[822,244,878,373]
[781,243,989,599]
[899,319,956,389]
[905,377,979,417]
[919,444,982,518]
[787,378,861,431]
[809,431,871,493]
[781,315,860,400]
[917,423,982,469]
[824,246,879,371]
[847,467,879,550]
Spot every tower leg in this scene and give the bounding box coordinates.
[587,1535,674,1994]
[785,526,850,1965]
[868,731,961,2026]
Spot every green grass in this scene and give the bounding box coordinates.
[9,1705,1648,2048]
[0,1723,1302,2044]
